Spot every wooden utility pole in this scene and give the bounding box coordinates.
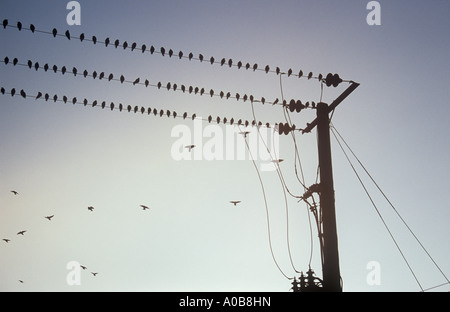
[317,101,341,292]
[297,82,359,292]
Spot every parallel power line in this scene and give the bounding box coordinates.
[1,19,354,84]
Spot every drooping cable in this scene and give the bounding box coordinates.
[330,126,424,291]
[331,123,450,286]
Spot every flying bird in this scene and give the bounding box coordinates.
[17,231,26,235]
[140,205,149,211]
[80,265,87,270]
[239,131,250,138]
[230,201,241,206]
[91,272,98,277]
[11,190,19,195]
[45,215,54,221]
[2,239,10,243]
[19,280,24,284]
[87,206,94,211]
[185,145,195,152]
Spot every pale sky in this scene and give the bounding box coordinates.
[1,0,449,292]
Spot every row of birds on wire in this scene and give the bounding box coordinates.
[0,86,300,134]
[1,19,349,84]
[2,56,318,112]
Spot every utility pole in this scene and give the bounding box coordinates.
[293,81,359,292]
[317,101,341,292]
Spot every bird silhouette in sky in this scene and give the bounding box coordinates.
[185,145,195,152]
[239,131,250,138]
[140,205,149,211]
[2,239,10,243]
[80,265,87,270]
[17,231,26,235]
[11,190,19,195]
[44,215,54,221]
[91,272,98,277]
[230,201,241,206]
[19,280,24,284]
[88,206,94,211]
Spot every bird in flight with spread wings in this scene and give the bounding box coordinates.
[230,201,241,206]
[88,206,94,211]
[17,230,26,235]
[44,215,54,221]
[140,205,149,211]
[11,190,19,195]
[185,145,195,152]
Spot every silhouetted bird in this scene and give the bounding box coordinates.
[19,280,24,283]
[168,49,173,57]
[27,60,32,68]
[273,98,279,105]
[183,112,187,119]
[185,145,195,152]
[299,70,303,77]
[140,205,149,210]
[199,54,204,62]
[52,28,57,37]
[141,44,147,53]
[65,30,70,40]
[131,42,137,51]
[101,101,106,109]
[61,66,67,75]
[72,67,77,76]
[160,47,165,56]
[30,24,35,33]
[52,65,58,73]
[265,65,270,73]
[252,64,258,71]
[108,73,113,81]
[150,46,155,54]
[92,71,97,79]
[2,239,10,243]
[288,68,293,77]
[44,93,49,101]
[80,265,87,270]
[17,21,22,31]
[44,63,49,72]
[110,102,114,111]
[92,36,97,44]
[20,90,26,99]
[79,33,84,42]
[120,75,125,84]
[2,19,7,29]
[228,59,233,67]
[119,103,123,111]
[36,92,42,100]
[189,53,193,60]
[308,72,313,79]
[230,201,241,206]
[209,89,214,97]
[87,206,94,211]
[99,72,105,80]
[133,78,140,85]
[72,97,77,105]
[239,131,250,138]
[105,37,110,47]
[145,79,149,87]
[45,215,54,221]
[236,93,240,101]
[221,58,225,66]
[53,95,58,102]
[34,62,39,71]
[11,88,16,97]
[4,56,9,65]
[62,96,68,103]
[91,272,98,277]
[123,41,128,50]
[237,61,242,69]
[83,70,88,78]
[17,231,26,235]
[114,39,120,48]
[245,63,250,70]
[13,58,18,66]
[276,67,281,75]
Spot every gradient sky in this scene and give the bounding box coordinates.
[1,0,449,292]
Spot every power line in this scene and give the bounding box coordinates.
[0,86,275,129]
[330,126,424,291]
[1,19,354,85]
[331,123,450,286]
[2,56,318,107]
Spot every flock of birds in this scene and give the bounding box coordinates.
[2,189,242,286]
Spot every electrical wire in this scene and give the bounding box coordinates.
[0,86,274,129]
[1,19,354,84]
[236,124,294,281]
[331,123,450,286]
[2,56,304,107]
[330,126,424,291]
